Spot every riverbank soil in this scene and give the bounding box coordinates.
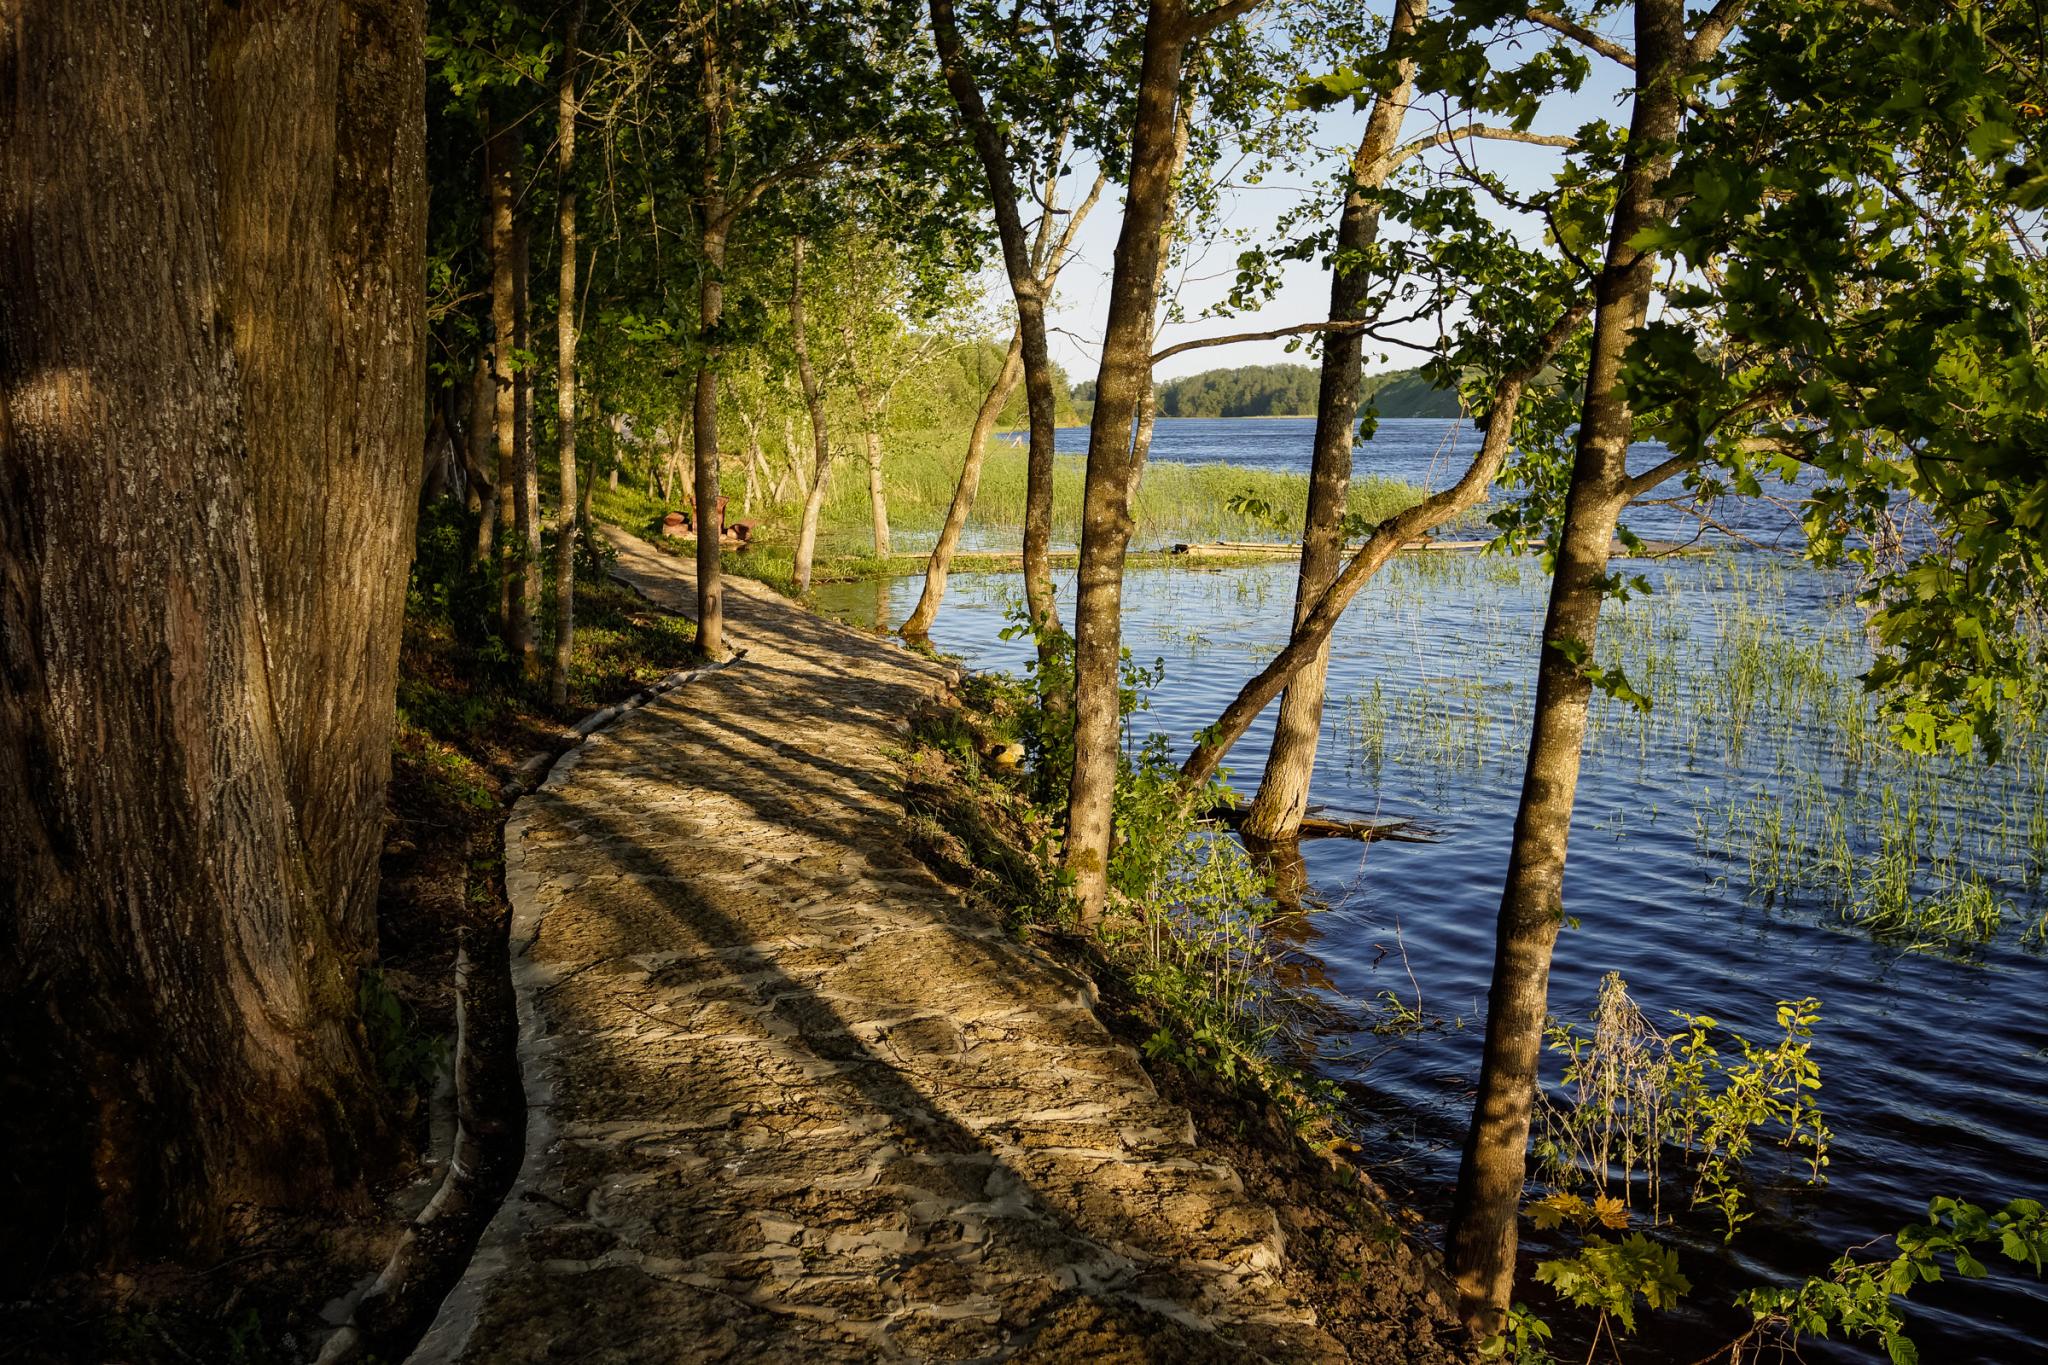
[897,697,1470,1364]
[407,528,1467,1362]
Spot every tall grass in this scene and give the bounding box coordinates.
[638,427,1435,546]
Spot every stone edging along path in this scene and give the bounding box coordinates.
[407,530,1352,1362]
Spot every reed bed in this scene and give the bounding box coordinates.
[808,429,1432,544]
[1315,550,2048,955]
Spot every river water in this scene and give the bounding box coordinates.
[816,417,2048,1362]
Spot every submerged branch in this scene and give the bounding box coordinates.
[1179,299,1591,789]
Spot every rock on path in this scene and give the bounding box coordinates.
[410,533,1345,1363]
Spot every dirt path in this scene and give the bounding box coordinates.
[409,533,1347,1363]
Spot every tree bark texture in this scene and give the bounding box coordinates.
[1443,0,1687,1335]
[0,0,424,1266]
[901,331,1023,639]
[1243,0,1423,842]
[689,25,729,656]
[693,229,726,654]
[1061,0,1217,922]
[550,3,584,707]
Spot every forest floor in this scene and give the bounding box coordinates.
[408,530,1469,1363]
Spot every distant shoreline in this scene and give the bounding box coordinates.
[1003,412,1476,435]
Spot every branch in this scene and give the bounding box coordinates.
[1150,319,1371,364]
[1384,123,1578,174]
[1688,0,1751,62]
[1623,451,1696,499]
[1185,0,1265,40]
[1043,169,1109,282]
[729,140,889,222]
[1524,7,1635,68]
[1179,298,1592,787]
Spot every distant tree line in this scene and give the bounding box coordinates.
[1073,362,1461,419]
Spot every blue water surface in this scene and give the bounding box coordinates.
[818,417,2048,1363]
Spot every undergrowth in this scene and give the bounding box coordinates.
[900,611,1345,1147]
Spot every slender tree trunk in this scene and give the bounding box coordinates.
[1444,0,1686,1335]
[848,372,891,557]
[0,0,423,1266]
[1243,0,1423,841]
[511,221,540,670]
[549,3,584,707]
[488,116,518,633]
[789,237,835,594]
[690,28,730,655]
[693,229,727,653]
[781,413,806,499]
[902,330,1024,639]
[467,355,498,562]
[739,407,765,515]
[1063,0,1219,922]
[928,0,1063,657]
[421,400,453,500]
[578,393,600,530]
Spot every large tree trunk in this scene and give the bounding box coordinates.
[901,331,1024,639]
[1243,0,1423,842]
[1443,0,1686,1335]
[789,238,835,594]
[0,0,424,1267]
[1063,0,1225,922]
[549,3,584,708]
[488,114,518,633]
[511,220,540,670]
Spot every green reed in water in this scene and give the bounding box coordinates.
[1336,550,2047,955]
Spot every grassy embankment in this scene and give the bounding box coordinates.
[593,426,1441,595]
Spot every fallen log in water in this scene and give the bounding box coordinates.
[1169,535,1700,559]
[1206,804,1442,843]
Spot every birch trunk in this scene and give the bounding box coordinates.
[488,115,518,632]
[789,238,835,594]
[511,220,539,670]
